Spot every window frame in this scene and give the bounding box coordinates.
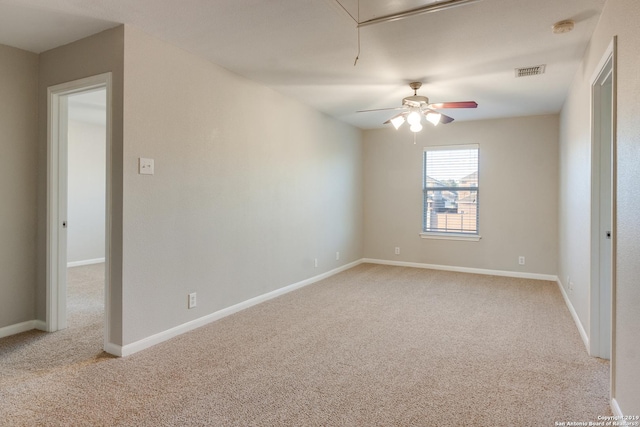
[420,144,481,241]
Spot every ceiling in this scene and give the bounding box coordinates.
[0,0,606,129]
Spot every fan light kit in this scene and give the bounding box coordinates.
[357,82,478,133]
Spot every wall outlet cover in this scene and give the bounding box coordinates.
[139,157,154,175]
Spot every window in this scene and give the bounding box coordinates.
[422,145,479,239]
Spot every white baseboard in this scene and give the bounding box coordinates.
[611,398,623,416]
[68,257,105,268]
[611,398,628,425]
[116,259,363,357]
[34,320,47,331]
[104,341,122,356]
[0,320,40,339]
[556,278,589,352]
[362,258,558,281]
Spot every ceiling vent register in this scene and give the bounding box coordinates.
[515,65,546,77]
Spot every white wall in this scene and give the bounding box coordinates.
[121,26,363,345]
[559,0,640,416]
[363,115,559,276]
[67,118,106,264]
[0,44,38,331]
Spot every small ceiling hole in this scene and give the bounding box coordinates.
[515,64,546,77]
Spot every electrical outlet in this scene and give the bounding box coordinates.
[314,258,318,268]
[395,247,400,255]
[518,256,525,265]
[336,251,340,261]
[188,292,197,309]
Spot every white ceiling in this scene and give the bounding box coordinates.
[0,0,606,129]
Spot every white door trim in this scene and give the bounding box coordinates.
[589,37,617,391]
[46,73,113,352]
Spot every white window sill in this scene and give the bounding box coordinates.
[419,232,481,242]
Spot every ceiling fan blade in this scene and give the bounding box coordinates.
[383,111,408,125]
[422,108,455,125]
[439,113,455,124]
[357,107,406,113]
[427,101,478,109]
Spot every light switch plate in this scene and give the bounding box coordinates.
[139,158,154,175]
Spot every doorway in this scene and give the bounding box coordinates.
[589,39,616,361]
[66,89,107,333]
[46,73,112,352]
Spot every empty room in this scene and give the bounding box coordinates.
[1,0,638,425]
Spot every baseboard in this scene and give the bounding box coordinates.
[34,320,47,331]
[118,259,363,357]
[611,398,623,416]
[610,398,632,426]
[362,258,558,281]
[0,320,39,339]
[556,277,590,352]
[104,342,122,357]
[67,257,105,268]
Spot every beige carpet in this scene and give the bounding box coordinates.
[0,263,109,388]
[0,263,610,426]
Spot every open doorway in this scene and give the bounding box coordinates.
[47,73,112,353]
[66,89,106,333]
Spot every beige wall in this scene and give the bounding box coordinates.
[363,115,558,275]
[0,44,38,330]
[121,27,363,344]
[37,26,125,344]
[31,24,363,349]
[559,0,640,415]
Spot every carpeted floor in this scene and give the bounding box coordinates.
[0,263,610,426]
[0,263,109,390]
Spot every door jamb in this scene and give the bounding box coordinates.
[46,73,112,352]
[588,37,617,392]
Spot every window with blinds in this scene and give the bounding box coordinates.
[423,145,479,235]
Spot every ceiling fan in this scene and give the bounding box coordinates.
[358,82,478,132]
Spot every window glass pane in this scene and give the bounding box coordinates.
[423,146,479,234]
[424,189,478,234]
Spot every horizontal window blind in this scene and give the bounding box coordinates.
[423,145,479,234]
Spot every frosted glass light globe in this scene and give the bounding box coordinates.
[410,123,423,133]
[407,111,422,126]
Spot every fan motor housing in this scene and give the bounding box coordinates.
[403,95,429,107]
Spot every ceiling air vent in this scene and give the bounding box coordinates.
[515,64,546,77]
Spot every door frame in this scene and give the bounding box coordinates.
[589,36,616,376]
[46,73,112,351]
